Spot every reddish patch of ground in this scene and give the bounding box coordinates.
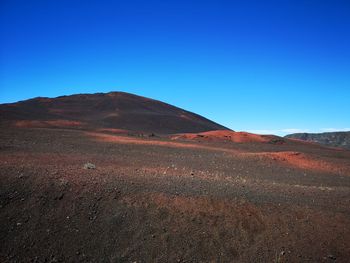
[14,120,86,128]
[243,151,350,174]
[86,131,243,154]
[94,128,131,135]
[172,130,275,143]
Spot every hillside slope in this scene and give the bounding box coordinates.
[0,92,229,134]
[285,131,350,150]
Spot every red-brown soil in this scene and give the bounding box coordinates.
[14,120,86,128]
[1,126,350,262]
[171,130,277,143]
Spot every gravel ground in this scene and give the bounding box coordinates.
[1,127,350,262]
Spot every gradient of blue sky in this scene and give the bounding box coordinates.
[1,0,349,135]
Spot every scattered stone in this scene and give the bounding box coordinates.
[54,193,64,200]
[58,178,69,186]
[83,163,96,169]
[89,215,97,221]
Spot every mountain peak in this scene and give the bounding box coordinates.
[0,91,229,134]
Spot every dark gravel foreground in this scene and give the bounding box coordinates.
[1,127,350,262]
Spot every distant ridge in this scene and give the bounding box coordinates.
[285,131,350,150]
[0,91,229,134]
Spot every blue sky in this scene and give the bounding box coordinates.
[1,0,349,135]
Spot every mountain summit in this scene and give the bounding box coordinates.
[0,92,229,134]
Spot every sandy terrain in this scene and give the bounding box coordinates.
[1,126,350,262]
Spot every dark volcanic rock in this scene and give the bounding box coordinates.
[0,92,229,134]
[285,131,350,150]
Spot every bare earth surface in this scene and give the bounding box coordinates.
[1,127,350,262]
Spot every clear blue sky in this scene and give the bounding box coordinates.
[1,0,349,135]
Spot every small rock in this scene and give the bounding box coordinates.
[58,178,69,186]
[328,255,336,260]
[54,193,64,200]
[83,163,96,169]
[89,215,97,221]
